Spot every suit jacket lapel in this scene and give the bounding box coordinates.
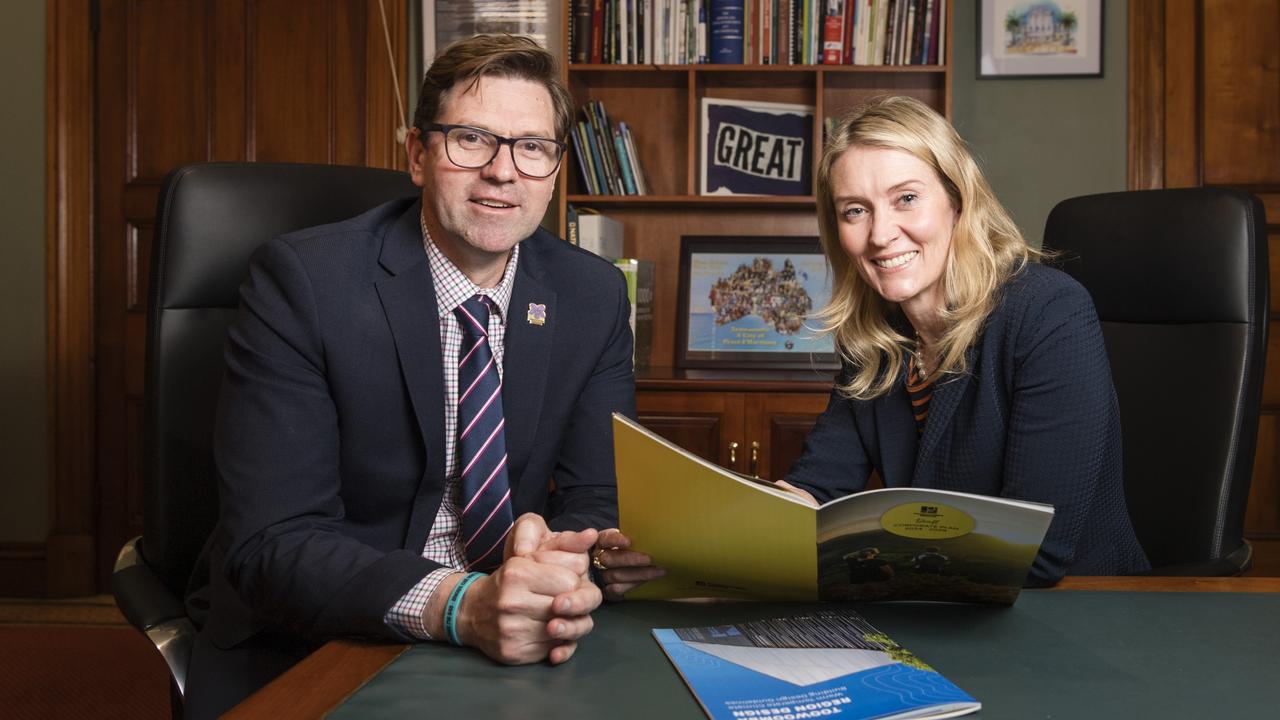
[875,363,919,487]
[914,347,976,476]
[503,235,556,497]
[374,202,447,546]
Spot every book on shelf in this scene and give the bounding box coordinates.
[700,96,814,196]
[576,210,625,259]
[613,413,1055,603]
[569,101,648,196]
[613,259,654,368]
[822,1,845,65]
[572,0,593,63]
[654,608,980,720]
[620,122,650,194]
[566,203,579,246]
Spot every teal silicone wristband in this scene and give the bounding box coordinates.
[443,571,486,647]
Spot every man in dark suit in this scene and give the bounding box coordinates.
[184,34,652,718]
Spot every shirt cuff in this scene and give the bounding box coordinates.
[384,567,457,641]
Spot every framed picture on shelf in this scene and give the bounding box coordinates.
[699,97,814,196]
[422,1,549,67]
[978,0,1103,78]
[676,236,837,370]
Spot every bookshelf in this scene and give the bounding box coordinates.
[557,2,954,478]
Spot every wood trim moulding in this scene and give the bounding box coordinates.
[1127,0,1165,190]
[45,0,98,597]
[0,542,48,597]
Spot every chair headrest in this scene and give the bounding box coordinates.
[154,162,419,310]
[1043,188,1266,324]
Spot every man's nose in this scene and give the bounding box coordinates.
[480,144,519,182]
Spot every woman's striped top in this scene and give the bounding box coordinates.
[906,354,933,436]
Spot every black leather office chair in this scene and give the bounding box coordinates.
[111,163,417,711]
[1043,188,1268,576]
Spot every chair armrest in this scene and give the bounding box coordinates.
[112,537,198,696]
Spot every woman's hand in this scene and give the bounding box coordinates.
[591,528,666,601]
[774,479,820,507]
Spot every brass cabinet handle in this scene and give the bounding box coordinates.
[750,441,760,478]
[728,441,739,466]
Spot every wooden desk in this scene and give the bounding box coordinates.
[228,577,1280,718]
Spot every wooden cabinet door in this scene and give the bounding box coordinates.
[744,393,830,481]
[635,391,745,471]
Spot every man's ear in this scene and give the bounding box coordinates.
[405,127,428,188]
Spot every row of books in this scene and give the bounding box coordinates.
[569,100,650,196]
[569,0,945,66]
[822,0,946,66]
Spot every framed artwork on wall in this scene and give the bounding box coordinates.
[978,0,1104,78]
[675,236,837,371]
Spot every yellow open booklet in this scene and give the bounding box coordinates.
[613,414,1054,604]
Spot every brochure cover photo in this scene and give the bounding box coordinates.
[700,97,814,196]
[614,414,1054,604]
[654,609,980,720]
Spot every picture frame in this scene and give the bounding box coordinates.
[978,0,1103,79]
[676,236,837,371]
[422,1,549,69]
[699,97,814,197]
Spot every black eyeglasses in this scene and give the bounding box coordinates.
[424,123,566,178]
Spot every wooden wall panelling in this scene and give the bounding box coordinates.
[1130,0,1280,575]
[1161,0,1199,188]
[129,0,211,182]
[1126,0,1164,190]
[363,0,408,171]
[80,0,410,590]
[212,0,248,160]
[1201,0,1280,187]
[44,0,98,597]
[249,0,339,162]
[0,543,50,597]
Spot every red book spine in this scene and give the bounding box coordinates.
[822,2,844,64]
[590,0,605,63]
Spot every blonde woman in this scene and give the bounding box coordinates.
[777,96,1149,585]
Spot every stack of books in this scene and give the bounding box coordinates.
[570,100,649,196]
[569,1,946,66]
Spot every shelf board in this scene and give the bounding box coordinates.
[569,63,948,74]
[567,194,816,208]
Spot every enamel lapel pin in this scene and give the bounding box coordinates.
[526,303,547,326]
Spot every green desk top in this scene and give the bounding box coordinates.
[330,591,1280,719]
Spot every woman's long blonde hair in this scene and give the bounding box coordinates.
[815,96,1033,400]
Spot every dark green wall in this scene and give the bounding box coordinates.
[0,0,48,543]
[952,0,1128,247]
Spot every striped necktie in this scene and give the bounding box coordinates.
[454,295,514,570]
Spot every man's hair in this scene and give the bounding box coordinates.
[814,95,1034,400]
[413,34,573,140]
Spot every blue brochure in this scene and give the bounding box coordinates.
[654,609,979,720]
